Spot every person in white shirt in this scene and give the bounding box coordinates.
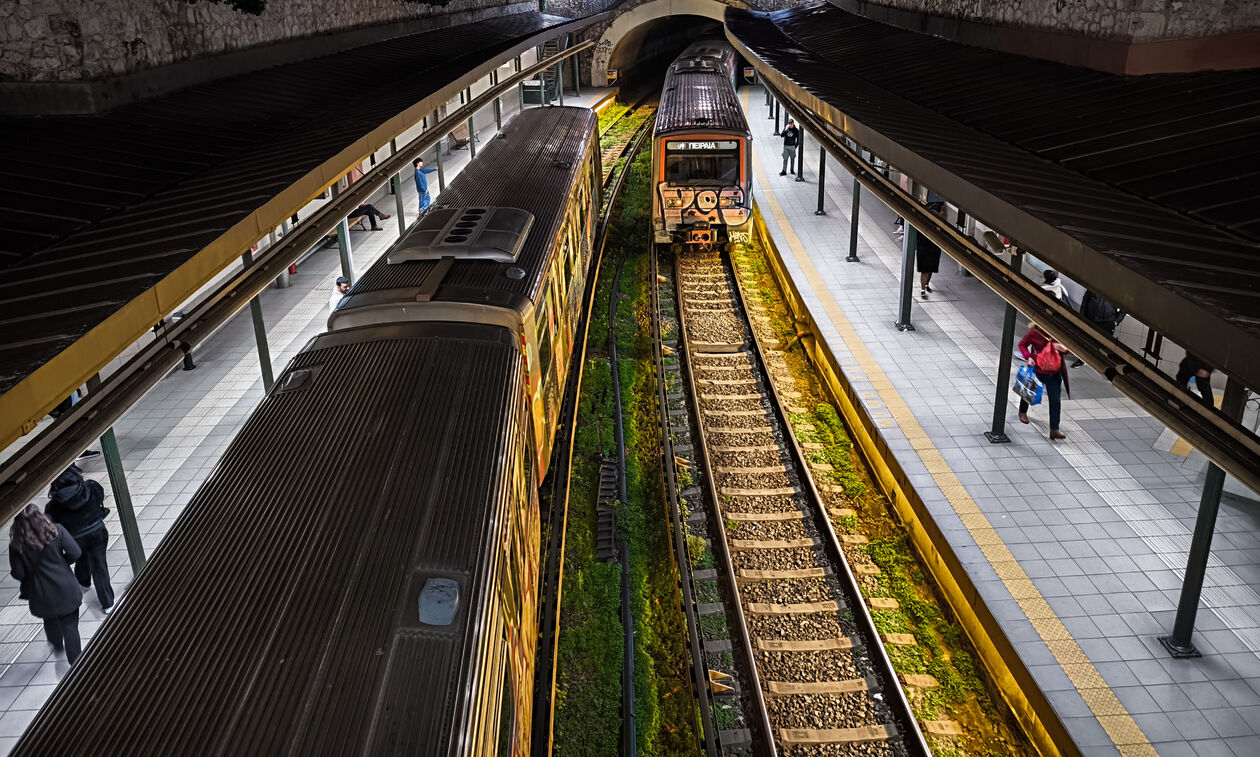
[1040,269,1067,302]
[329,276,350,314]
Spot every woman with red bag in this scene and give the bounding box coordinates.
[1017,323,1071,440]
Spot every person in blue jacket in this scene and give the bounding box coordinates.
[414,157,438,213]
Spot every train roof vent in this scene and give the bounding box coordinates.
[418,577,460,626]
[388,206,535,264]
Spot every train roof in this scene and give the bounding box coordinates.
[655,45,749,135]
[15,321,526,756]
[343,106,598,316]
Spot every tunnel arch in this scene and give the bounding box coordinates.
[591,0,730,86]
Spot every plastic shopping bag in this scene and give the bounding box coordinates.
[1014,365,1044,406]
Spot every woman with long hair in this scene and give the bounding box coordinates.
[10,504,84,663]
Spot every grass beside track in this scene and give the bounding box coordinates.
[555,147,700,756]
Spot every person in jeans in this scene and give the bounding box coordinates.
[9,505,84,663]
[1017,323,1071,440]
[780,119,800,175]
[414,158,438,212]
[47,465,114,613]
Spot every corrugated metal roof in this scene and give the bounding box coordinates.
[15,321,524,755]
[728,4,1260,388]
[0,11,581,397]
[655,43,748,134]
[349,106,598,306]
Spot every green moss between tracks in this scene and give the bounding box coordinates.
[555,146,701,756]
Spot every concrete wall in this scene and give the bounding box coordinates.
[1,0,524,82]
[844,0,1260,42]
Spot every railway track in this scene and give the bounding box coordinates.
[599,94,657,184]
[666,245,930,757]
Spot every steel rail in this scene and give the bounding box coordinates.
[727,247,931,756]
[529,117,653,757]
[649,246,721,757]
[673,254,777,756]
[763,80,1260,495]
[0,41,594,523]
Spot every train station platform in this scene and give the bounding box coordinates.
[0,90,610,751]
[739,85,1260,757]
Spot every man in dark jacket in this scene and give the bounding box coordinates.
[780,119,800,176]
[1071,290,1125,367]
[46,465,114,612]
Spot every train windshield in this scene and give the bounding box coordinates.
[664,140,740,186]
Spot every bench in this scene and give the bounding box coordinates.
[449,122,479,150]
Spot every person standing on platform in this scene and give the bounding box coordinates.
[1017,323,1070,440]
[1176,352,1215,408]
[1041,269,1067,302]
[917,195,946,297]
[1072,290,1124,367]
[9,505,84,664]
[780,119,800,176]
[47,465,114,613]
[414,158,438,213]
[329,276,350,315]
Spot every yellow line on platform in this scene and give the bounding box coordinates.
[743,88,1156,757]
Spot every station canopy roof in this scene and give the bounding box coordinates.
[0,11,591,449]
[727,3,1260,393]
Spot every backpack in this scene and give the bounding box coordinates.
[1037,340,1062,374]
[1083,294,1118,325]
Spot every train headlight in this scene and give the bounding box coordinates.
[719,196,741,208]
[665,197,687,208]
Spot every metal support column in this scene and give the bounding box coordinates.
[555,47,564,107]
[330,182,355,284]
[815,146,826,215]
[390,139,406,235]
[516,56,524,110]
[796,129,806,182]
[985,248,1024,443]
[241,250,275,391]
[846,178,861,262]
[270,229,291,288]
[87,374,145,574]
[1161,377,1249,657]
[492,70,502,129]
[774,100,780,135]
[895,225,917,331]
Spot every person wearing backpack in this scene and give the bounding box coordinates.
[1071,290,1125,368]
[1017,323,1070,439]
[47,465,114,613]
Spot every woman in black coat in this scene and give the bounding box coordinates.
[10,505,84,663]
[46,465,114,611]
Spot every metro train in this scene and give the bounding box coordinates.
[652,41,753,246]
[14,107,601,757]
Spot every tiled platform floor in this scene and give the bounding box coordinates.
[743,87,1260,757]
[0,88,611,751]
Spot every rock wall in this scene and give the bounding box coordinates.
[1,0,525,82]
[845,0,1260,42]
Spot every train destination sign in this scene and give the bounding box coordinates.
[667,140,740,151]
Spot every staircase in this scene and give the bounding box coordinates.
[526,39,564,104]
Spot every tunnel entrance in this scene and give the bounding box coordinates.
[606,15,724,89]
[590,0,730,86]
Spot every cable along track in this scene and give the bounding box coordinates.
[672,246,929,757]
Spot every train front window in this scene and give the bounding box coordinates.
[665,140,740,186]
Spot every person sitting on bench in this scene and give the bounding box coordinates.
[348,203,390,231]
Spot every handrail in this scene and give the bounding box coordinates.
[0,40,594,523]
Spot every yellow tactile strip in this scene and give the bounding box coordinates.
[748,134,1157,756]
